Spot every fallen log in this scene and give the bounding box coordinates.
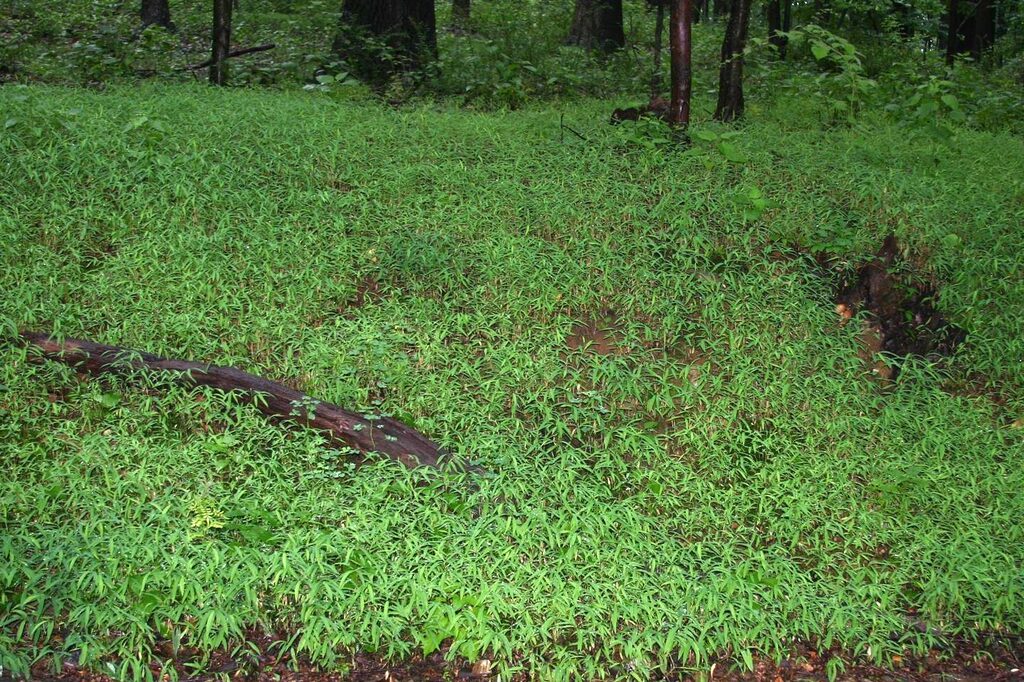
[184,43,276,71]
[17,331,477,473]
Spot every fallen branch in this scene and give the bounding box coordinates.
[17,331,479,474]
[183,43,276,71]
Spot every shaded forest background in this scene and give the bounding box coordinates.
[2,0,1022,133]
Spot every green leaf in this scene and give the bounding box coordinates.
[940,94,959,110]
[315,74,335,84]
[225,523,275,544]
[122,115,149,133]
[718,142,748,164]
[4,118,17,129]
[94,392,121,409]
[692,129,718,142]
[743,206,765,221]
[811,42,829,61]
[740,647,754,670]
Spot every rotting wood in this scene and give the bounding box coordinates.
[16,331,480,474]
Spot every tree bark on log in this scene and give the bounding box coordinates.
[17,332,477,474]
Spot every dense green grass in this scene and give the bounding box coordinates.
[1,85,1023,680]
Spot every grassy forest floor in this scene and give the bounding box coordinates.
[1,84,1023,680]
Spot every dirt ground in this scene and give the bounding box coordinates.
[9,635,1022,682]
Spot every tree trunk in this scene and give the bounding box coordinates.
[712,0,727,18]
[566,0,626,52]
[969,0,994,60]
[667,0,693,127]
[210,0,233,85]
[767,0,787,55]
[17,332,480,473]
[945,0,959,65]
[332,0,437,88]
[140,0,174,29]
[714,0,752,122]
[651,1,665,100]
[451,0,470,27]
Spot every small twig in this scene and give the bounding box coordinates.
[182,43,275,71]
[559,113,589,143]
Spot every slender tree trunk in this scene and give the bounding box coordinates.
[667,0,693,127]
[945,0,959,65]
[141,0,174,29]
[970,0,994,60]
[451,0,470,27]
[712,0,726,18]
[714,0,753,121]
[566,0,626,52]
[767,0,787,55]
[332,0,437,88]
[651,1,666,100]
[210,0,233,85]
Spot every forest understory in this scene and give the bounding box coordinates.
[2,0,1024,679]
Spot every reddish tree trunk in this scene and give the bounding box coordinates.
[714,0,752,122]
[17,332,478,473]
[566,0,626,52]
[667,0,693,127]
[210,0,233,85]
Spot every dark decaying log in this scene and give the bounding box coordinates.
[18,332,477,474]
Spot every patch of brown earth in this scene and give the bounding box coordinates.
[566,309,625,356]
[820,235,966,381]
[337,275,381,315]
[13,637,1023,682]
